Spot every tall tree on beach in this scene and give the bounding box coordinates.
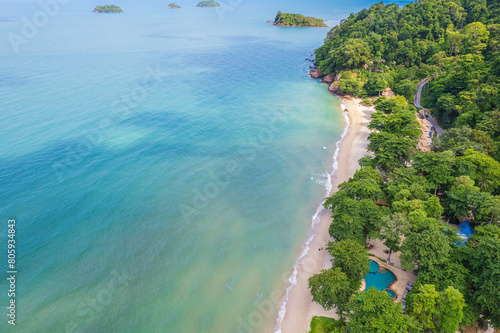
[326,195,367,245]
[335,166,385,201]
[308,267,353,321]
[327,239,370,290]
[369,109,422,140]
[367,132,415,172]
[326,194,387,245]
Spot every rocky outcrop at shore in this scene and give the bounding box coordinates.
[307,69,345,95]
[321,74,335,84]
[328,82,341,94]
[309,69,322,79]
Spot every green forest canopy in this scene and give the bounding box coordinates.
[315,0,500,153]
[93,5,123,13]
[274,11,327,27]
[196,1,220,7]
[310,0,500,330]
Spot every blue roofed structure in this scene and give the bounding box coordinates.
[456,221,474,246]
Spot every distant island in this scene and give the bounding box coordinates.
[93,5,123,13]
[272,11,327,27]
[167,3,181,8]
[196,1,220,7]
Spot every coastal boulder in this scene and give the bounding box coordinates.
[309,69,322,79]
[328,82,341,94]
[322,74,335,84]
[334,74,342,82]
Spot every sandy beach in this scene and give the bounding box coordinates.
[278,96,375,333]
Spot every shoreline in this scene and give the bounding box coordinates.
[275,95,375,333]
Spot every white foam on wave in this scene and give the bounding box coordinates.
[274,105,351,333]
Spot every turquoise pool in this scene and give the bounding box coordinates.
[365,260,396,297]
[384,289,396,298]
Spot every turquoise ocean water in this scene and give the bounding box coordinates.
[0,1,409,332]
